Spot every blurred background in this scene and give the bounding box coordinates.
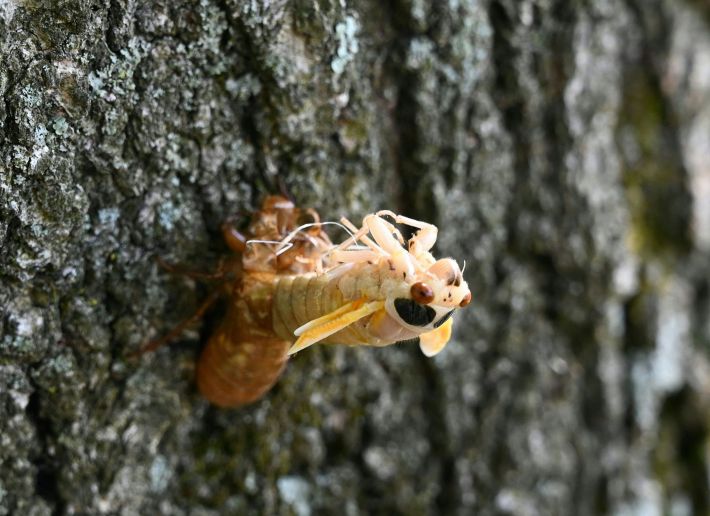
[1,0,709,514]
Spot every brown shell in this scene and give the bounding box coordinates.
[196,196,332,408]
[196,272,289,407]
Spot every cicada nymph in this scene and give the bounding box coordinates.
[148,196,471,408]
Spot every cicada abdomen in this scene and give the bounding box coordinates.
[196,272,289,407]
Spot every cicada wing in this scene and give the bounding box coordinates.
[418,317,453,357]
[287,299,385,355]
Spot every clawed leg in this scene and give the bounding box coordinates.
[330,248,381,264]
[375,210,438,256]
[364,214,404,255]
[336,217,383,255]
[364,215,415,279]
[155,256,229,281]
[131,254,233,358]
[276,175,295,203]
[131,289,222,357]
[221,221,248,253]
[330,214,423,279]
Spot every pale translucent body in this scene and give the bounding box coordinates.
[272,263,418,347]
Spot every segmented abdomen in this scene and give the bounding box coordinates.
[272,267,384,346]
[196,273,289,408]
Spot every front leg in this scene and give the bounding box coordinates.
[375,210,438,257]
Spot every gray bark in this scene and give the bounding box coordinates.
[2,0,710,514]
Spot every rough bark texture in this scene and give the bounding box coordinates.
[2,0,710,514]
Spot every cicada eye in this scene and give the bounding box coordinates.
[394,298,436,326]
[410,282,434,304]
[459,292,472,307]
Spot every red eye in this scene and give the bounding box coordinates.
[410,282,435,304]
[459,292,472,307]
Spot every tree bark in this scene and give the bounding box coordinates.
[2,0,709,514]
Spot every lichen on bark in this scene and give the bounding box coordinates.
[1,0,710,514]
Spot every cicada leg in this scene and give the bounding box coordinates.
[133,289,222,357]
[375,210,438,256]
[154,255,230,281]
[131,255,235,358]
[221,222,247,253]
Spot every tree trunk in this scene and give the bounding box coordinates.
[2,0,709,514]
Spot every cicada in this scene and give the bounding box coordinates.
[150,196,472,407]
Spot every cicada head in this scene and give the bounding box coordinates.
[242,196,333,274]
[367,255,471,356]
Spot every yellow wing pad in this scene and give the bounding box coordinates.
[294,297,366,337]
[419,317,453,357]
[288,299,385,355]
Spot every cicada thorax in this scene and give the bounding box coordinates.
[195,196,332,408]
